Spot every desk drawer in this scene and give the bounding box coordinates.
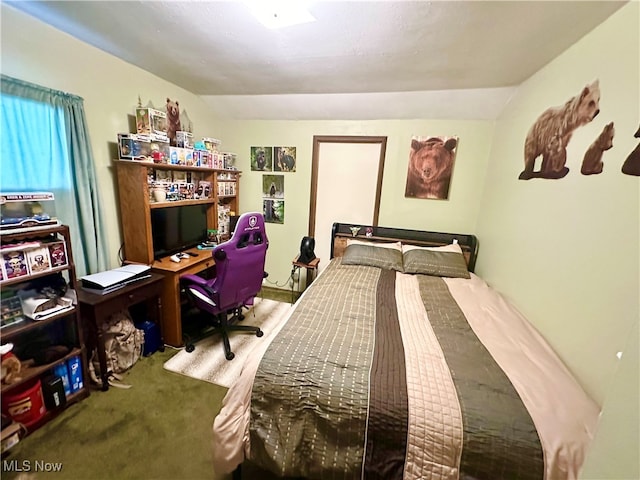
[122,282,164,307]
[80,281,164,320]
[180,258,215,276]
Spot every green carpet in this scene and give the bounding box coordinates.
[2,349,231,480]
[2,287,295,480]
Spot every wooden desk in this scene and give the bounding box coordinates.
[77,272,164,391]
[151,247,216,347]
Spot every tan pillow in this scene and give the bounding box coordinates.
[402,243,470,278]
[342,240,403,271]
[401,242,462,254]
[347,239,402,250]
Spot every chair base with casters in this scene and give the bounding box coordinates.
[182,304,264,360]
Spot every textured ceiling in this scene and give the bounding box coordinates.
[5,1,626,119]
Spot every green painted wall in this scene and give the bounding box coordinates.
[217,119,493,286]
[474,3,639,477]
[475,0,638,405]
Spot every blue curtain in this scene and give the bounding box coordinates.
[1,74,109,276]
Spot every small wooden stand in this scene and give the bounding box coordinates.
[291,256,320,303]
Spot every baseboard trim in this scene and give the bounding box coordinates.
[259,285,299,303]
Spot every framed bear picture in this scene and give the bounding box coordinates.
[404,135,458,200]
[251,147,273,172]
[274,147,296,172]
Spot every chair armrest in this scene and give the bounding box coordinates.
[182,274,218,301]
[181,274,209,287]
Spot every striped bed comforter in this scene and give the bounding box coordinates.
[212,259,599,479]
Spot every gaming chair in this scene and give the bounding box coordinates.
[180,212,268,360]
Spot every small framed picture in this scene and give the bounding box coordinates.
[154,169,172,182]
[262,175,284,199]
[263,199,284,224]
[274,147,296,172]
[251,147,273,171]
[173,170,188,182]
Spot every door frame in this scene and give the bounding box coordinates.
[308,135,387,236]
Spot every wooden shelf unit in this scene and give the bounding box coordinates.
[1,347,83,395]
[215,170,241,237]
[0,225,89,433]
[114,160,241,264]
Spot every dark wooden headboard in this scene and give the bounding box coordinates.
[330,222,479,273]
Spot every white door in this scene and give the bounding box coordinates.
[310,136,387,272]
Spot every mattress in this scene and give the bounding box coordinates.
[212,258,599,479]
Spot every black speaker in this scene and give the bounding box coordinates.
[298,236,316,264]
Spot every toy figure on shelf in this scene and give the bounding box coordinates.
[3,252,28,279]
[166,98,181,147]
[26,248,51,273]
[1,192,59,231]
[48,242,68,267]
[1,344,22,385]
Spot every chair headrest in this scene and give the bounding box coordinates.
[217,212,268,253]
[232,212,266,238]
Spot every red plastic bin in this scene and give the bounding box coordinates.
[2,378,46,428]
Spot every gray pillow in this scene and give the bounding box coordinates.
[341,244,404,272]
[403,249,470,278]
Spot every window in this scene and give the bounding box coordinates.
[1,95,72,189]
[1,75,108,276]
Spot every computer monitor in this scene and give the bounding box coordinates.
[150,204,207,259]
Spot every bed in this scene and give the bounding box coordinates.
[212,223,599,480]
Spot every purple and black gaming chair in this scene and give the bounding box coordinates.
[181,212,268,360]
